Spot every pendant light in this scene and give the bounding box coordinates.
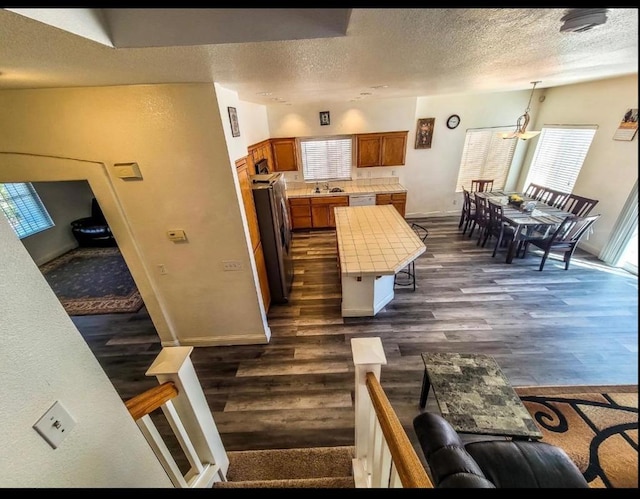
[498,81,542,140]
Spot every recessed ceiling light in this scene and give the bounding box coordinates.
[257,92,272,96]
[360,92,372,96]
[370,85,388,89]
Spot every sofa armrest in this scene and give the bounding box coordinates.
[413,412,495,488]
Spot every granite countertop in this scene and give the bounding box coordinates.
[334,205,426,277]
[286,179,407,198]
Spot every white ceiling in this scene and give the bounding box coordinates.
[0,8,637,106]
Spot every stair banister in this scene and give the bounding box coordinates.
[351,337,433,488]
[145,346,229,486]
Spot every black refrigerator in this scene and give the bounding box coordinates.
[251,173,293,303]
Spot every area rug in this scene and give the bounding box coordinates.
[515,385,638,488]
[39,247,144,316]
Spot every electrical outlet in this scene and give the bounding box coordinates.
[453,199,457,205]
[33,400,76,449]
[294,174,298,180]
[392,170,396,176]
[223,260,243,271]
[158,264,167,275]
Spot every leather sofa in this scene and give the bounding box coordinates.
[70,198,116,247]
[413,412,589,488]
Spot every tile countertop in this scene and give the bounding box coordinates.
[334,205,426,277]
[286,179,407,198]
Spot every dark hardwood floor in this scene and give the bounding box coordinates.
[71,216,638,458]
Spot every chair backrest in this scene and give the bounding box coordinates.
[462,187,473,212]
[561,194,599,217]
[474,193,489,226]
[471,179,494,193]
[487,200,504,232]
[524,183,545,200]
[539,188,570,208]
[549,214,600,247]
[410,222,429,243]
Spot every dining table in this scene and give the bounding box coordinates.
[478,191,572,264]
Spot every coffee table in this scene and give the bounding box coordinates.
[420,352,542,440]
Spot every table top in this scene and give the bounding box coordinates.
[334,205,426,277]
[421,352,542,439]
[478,191,571,228]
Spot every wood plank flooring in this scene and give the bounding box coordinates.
[71,216,638,458]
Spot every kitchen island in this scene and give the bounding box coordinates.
[334,205,426,317]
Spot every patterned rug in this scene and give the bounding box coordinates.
[515,385,638,489]
[39,247,144,316]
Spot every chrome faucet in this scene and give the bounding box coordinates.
[323,182,329,191]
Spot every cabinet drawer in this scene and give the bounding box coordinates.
[290,198,311,206]
[391,192,407,201]
[376,194,392,204]
[310,196,349,205]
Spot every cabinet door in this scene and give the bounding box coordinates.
[289,198,312,229]
[311,205,330,228]
[356,134,382,167]
[236,158,261,251]
[328,197,349,227]
[376,193,392,205]
[253,241,271,311]
[381,132,408,166]
[271,138,298,172]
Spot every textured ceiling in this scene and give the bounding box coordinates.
[0,8,637,105]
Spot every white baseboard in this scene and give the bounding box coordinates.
[34,242,78,266]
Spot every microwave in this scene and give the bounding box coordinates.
[255,158,269,175]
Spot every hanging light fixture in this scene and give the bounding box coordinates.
[498,81,542,140]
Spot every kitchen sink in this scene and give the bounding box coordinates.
[330,187,345,193]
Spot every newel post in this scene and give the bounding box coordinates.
[351,337,387,462]
[146,346,229,479]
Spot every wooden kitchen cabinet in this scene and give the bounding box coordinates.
[311,195,349,228]
[248,139,273,172]
[271,138,299,172]
[289,197,312,229]
[235,157,271,310]
[376,192,407,218]
[356,131,408,168]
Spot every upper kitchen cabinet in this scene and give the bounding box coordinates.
[271,138,299,172]
[248,139,273,173]
[356,131,408,168]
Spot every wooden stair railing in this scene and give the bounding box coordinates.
[365,372,433,488]
[351,337,433,488]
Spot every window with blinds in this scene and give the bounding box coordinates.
[523,125,597,193]
[0,183,54,239]
[455,127,517,192]
[300,136,353,181]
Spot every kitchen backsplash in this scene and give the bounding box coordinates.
[285,177,400,190]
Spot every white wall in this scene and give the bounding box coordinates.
[0,213,173,487]
[266,91,535,217]
[239,100,271,147]
[21,180,94,265]
[519,75,638,255]
[0,83,269,347]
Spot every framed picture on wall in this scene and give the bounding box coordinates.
[415,118,435,149]
[228,107,240,137]
[319,111,330,126]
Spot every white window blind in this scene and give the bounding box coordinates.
[455,127,517,192]
[524,125,597,193]
[0,182,54,239]
[300,136,353,181]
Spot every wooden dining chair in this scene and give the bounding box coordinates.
[469,193,489,245]
[538,188,570,208]
[523,183,546,200]
[458,187,476,235]
[561,194,599,217]
[484,200,519,257]
[471,179,494,193]
[525,214,600,271]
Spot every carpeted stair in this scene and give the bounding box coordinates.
[214,445,356,488]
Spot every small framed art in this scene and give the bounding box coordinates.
[319,111,330,126]
[415,118,435,149]
[228,107,240,137]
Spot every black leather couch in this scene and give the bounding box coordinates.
[70,198,116,247]
[413,412,589,488]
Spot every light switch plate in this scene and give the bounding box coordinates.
[33,400,76,449]
[167,229,187,242]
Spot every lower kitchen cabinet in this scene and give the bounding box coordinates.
[311,196,349,228]
[253,241,271,311]
[376,192,407,217]
[289,198,312,229]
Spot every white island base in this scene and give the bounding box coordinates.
[334,205,427,318]
[341,274,395,317]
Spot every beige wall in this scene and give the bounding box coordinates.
[0,213,173,487]
[520,75,638,255]
[0,83,269,347]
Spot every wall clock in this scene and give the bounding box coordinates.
[446,114,461,129]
